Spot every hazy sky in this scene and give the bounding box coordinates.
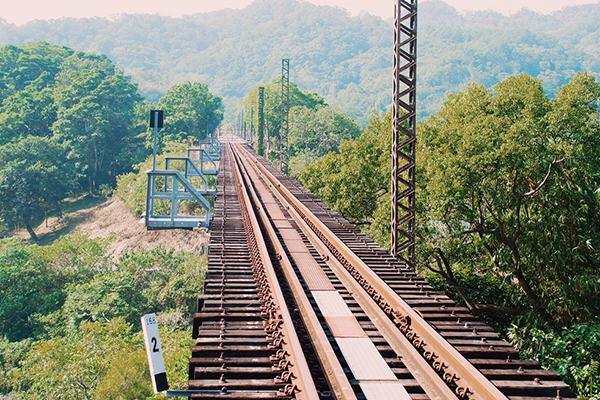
[1,0,598,25]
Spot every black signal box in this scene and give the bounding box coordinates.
[149,110,164,128]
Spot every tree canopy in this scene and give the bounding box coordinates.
[1,0,598,125]
[0,137,75,241]
[0,43,224,240]
[300,73,600,398]
[157,82,224,144]
[0,42,143,193]
[302,72,600,326]
[242,78,361,177]
[417,72,600,323]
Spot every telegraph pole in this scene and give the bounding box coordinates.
[391,0,418,268]
[258,87,265,156]
[280,59,290,172]
[250,107,255,146]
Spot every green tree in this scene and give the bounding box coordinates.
[157,82,224,144]
[418,73,600,323]
[0,42,146,196]
[52,54,142,192]
[300,111,389,227]
[0,137,75,241]
[287,105,361,176]
[0,234,109,341]
[302,73,600,327]
[15,319,138,399]
[242,78,325,161]
[0,83,56,145]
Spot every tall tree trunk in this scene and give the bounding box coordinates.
[436,249,526,317]
[509,243,551,324]
[23,219,38,242]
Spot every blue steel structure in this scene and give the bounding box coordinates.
[145,138,221,230]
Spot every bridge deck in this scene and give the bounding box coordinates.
[188,143,575,400]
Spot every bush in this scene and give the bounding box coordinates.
[508,321,600,400]
[60,246,205,330]
[0,235,111,341]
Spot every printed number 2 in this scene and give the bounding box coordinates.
[151,337,159,353]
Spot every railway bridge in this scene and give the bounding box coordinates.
[179,141,574,400]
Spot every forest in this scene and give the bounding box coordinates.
[0,0,598,124]
[0,42,223,399]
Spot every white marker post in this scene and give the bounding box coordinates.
[142,313,169,393]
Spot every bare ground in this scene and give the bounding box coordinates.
[15,196,209,256]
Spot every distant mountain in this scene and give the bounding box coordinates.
[1,0,598,124]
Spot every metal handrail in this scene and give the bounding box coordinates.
[145,169,212,229]
[195,138,221,161]
[186,148,218,175]
[165,157,216,195]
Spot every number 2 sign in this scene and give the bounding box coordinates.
[142,313,169,393]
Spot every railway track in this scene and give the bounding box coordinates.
[188,142,575,400]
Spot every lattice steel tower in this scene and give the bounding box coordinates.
[257,87,265,156]
[391,0,418,268]
[280,59,290,172]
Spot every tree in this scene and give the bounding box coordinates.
[300,111,389,227]
[157,82,224,144]
[52,54,142,192]
[0,42,145,194]
[242,78,325,161]
[0,137,75,241]
[418,73,600,324]
[242,79,361,176]
[289,105,361,155]
[302,73,600,326]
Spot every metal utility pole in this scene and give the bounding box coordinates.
[258,87,265,156]
[391,0,418,268]
[250,107,255,145]
[149,110,164,171]
[280,59,290,172]
[241,108,246,140]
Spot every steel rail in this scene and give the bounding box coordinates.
[235,143,509,400]
[228,144,319,400]
[241,146,458,400]
[231,145,358,400]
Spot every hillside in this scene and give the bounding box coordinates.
[15,196,208,256]
[1,0,598,124]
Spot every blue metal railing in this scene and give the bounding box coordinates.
[145,170,212,230]
[165,157,216,195]
[186,149,218,176]
[144,140,222,230]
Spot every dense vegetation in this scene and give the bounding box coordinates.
[301,73,600,398]
[0,42,224,398]
[0,42,223,240]
[0,42,144,239]
[156,83,223,145]
[241,79,361,177]
[0,234,205,398]
[1,0,598,124]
